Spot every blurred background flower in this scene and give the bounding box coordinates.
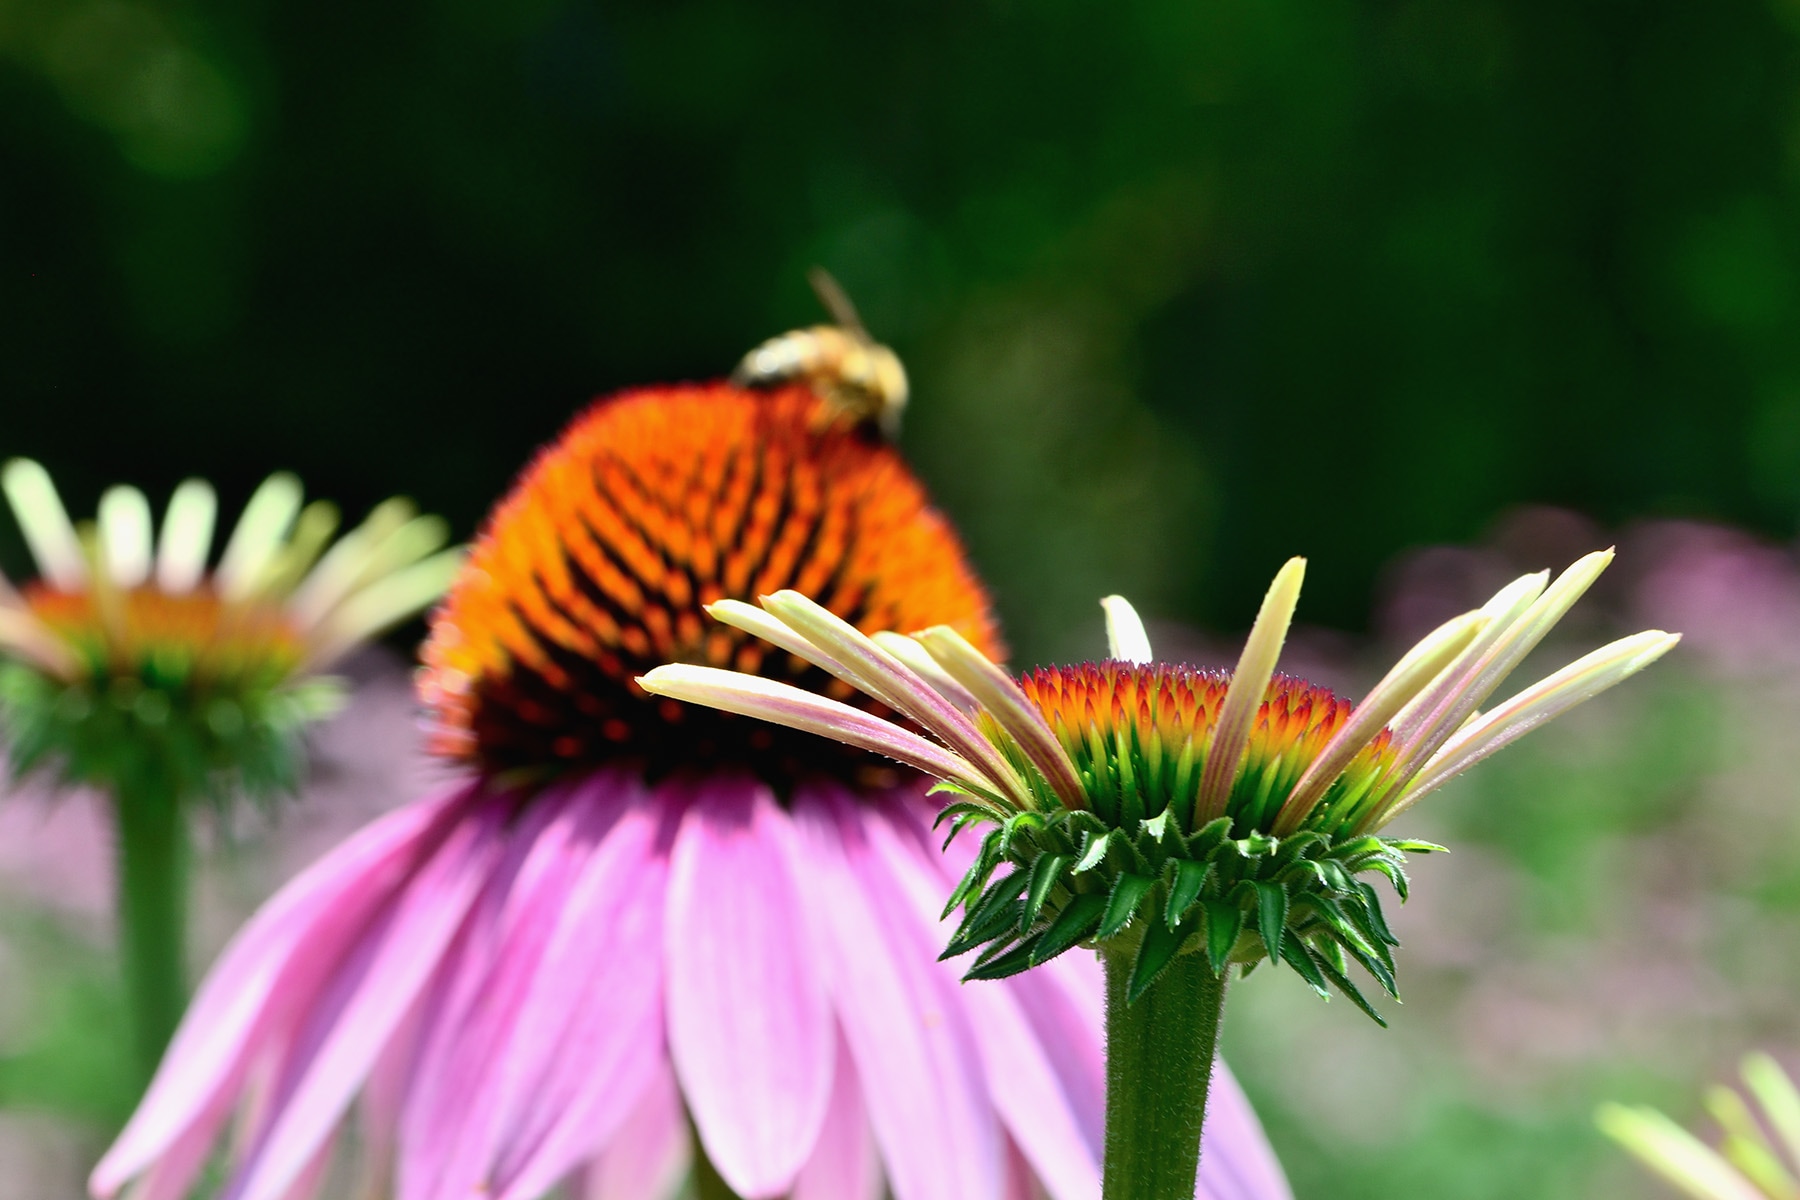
[8,0,1800,1195]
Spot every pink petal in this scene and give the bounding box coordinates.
[1196,1066,1294,1200]
[1002,1137,1038,1200]
[222,797,510,1200]
[398,782,602,1200]
[271,1138,335,1200]
[666,775,834,1198]
[357,985,423,1193]
[91,783,476,1197]
[120,1086,236,1200]
[864,798,1098,1200]
[791,1026,881,1200]
[790,783,1001,1200]
[578,1053,691,1200]
[486,777,672,1199]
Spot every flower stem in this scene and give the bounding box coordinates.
[1101,948,1229,1200]
[112,777,189,1084]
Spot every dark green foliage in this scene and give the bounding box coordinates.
[0,661,342,813]
[942,804,1439,1024]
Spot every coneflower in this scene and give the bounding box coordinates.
[641,554,1678,1200]
[0,461,459,1078]
[91,382,1291,1200]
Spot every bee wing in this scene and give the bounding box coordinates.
[807,266,870,339]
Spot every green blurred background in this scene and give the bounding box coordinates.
[7,0,1800,1195]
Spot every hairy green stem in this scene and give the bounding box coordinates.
[1102,949,1229,1200]
[112,778,189,1084]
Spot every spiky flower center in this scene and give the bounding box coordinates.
[420,382,1000,785]
[1019,661,1395,836]
[25,585,304,692]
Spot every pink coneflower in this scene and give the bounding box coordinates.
[92,380,1291,1200]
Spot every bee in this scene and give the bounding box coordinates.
[732,267,909,438]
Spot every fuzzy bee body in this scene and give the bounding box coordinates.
[731,269,909,437]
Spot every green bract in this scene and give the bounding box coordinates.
[0,660,342,811]
[940,803,1438,1021]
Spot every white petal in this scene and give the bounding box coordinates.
[707,598,857,679]
[637,665,1000,800]
[1388,570,1548,741]
[0,607,76,676]
[217,473,304,600]
[1389,553,1611,786]
[1274,609,1488,833]
[1196,557,1305,821]
[912,625,1086,809]
[759,592,1035,809]
[286,498,420,626]
[1743,1054,1800,1170]
[1383,630,1679,821]
[1596,1103,1766,1200]
[98,486,154,589]
[156,479,217,594]
[2,459,87,590]
[304,548,463,665]
[1101,595,1153,664]
[870,632,980,713]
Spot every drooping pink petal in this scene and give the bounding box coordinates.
[667,775,834,1198]
[120,1085,236,1200]
[791,1027,880,1200]
[578,1054,691,1200]
[91,783,475,1197]
[1196,1066,1294,1200]
[357,984,424,1194]
[270,1137,335,1200]
[398,782,605,1200]
[790,783,1001,1200]
[221,798,511,1200]
[864,795,1099,1200]
[485,776,672,1199]
[1002,1137,1038,1200]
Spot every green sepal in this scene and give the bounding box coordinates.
[1185,816,1233,859]
[1308,943,1389,1027]
[1165,859,1209,929]
[963,934,1042,982]
[941,828,1003,919]
[943,869,1030,958]
[997,811,1046,858]
[1031,893,1108,966]
[1253,880,1287,963]
[1126,914,1194,1003]
[1073,829,1113,874]
[1364,856,1410,901]
[1099,873,1156,941]
[1280,936,1331,998]
[1021,854,1070,934]
[1204,899,1244,975]
[1354,881,1399,946]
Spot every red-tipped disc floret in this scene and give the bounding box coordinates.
[420,382,1001,785]
[1019,661,1395,834]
